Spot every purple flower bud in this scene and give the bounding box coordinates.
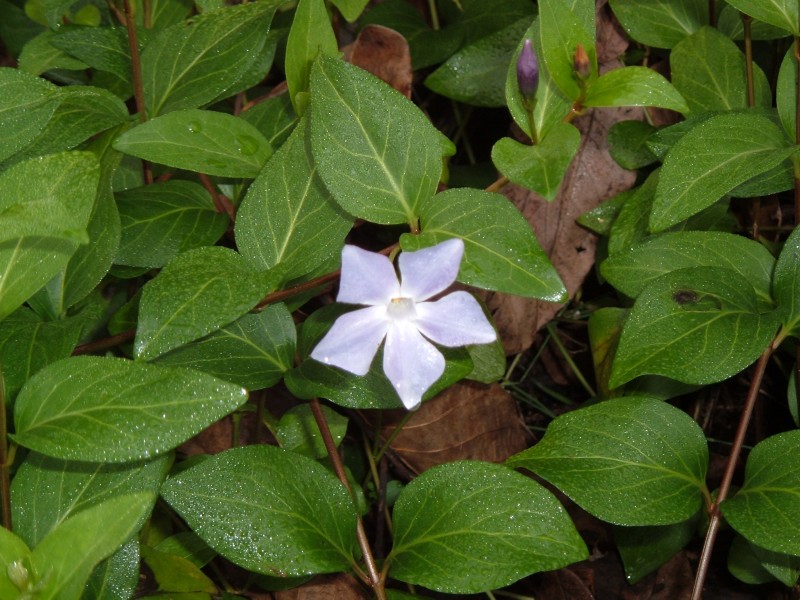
[517,39,539,102]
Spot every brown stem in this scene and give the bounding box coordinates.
[73,328,136,355]
[742,14,755,107]
[690,349,771,600]
[197,173,236,222]
[122,0,153,184]
[308,399,385,599]
[0,368,11,531]
[485,176,509,194]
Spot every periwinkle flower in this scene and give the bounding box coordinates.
[517,38,539,103]
[310,238,497,409]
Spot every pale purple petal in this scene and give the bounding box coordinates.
[415,291,497,347]
[398,238,464,301]
[337,245,400,306]
[383,321,445,409]
[310,306,389,375]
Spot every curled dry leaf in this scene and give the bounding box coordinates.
[345,24,413,98]
[371,382,532,474]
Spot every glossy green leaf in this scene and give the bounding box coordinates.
[491,123,580,200]
[608,120,658,170]
[0,0,44,56]
[239,93,297,149]
[425,17,530,107]
[615,514,699,583]
[161,444,359,575]
[607,0,707,48]
[18,30,89,75]
[13,356,248,462]
[31,492,153,600]
[141,545,216,593]
[153,304,296,391]
[601,231,776,308]
[276,404,348,459]
[777,48,796,141]
[752,541,800,586]
[0,308,82,403]
[717,5,790,40]
[329,0,368,21]
[285,0,338,115]
[115,180,228,269]
[310,54,442,225]
[0,66,59,162]
[671,27,771,114]
[134,246,274,361]
[774,225,800,336]
[651,112,795,231]
[609,267,779,387]
[505,19,571,142]
[538,0,596,101]
[133,0,193,29]
[85,539,140,600]
[114,109,272,178]
[0,151,99,320]
[11,452,169,546]
[508,397,708,525]
[141,2,279,116]
[724,0,798,35]
[722,430,800,555]
[584,66,688,113]
[0,526,33,599]
[235,118,352,282]
[400,188,566,300]
[727,535,778,585]
[388,461,587,593]
[50,26,134,84]
[155,532,216,568]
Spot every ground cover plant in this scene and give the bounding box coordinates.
[1,0,800,598]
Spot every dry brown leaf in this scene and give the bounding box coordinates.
[345,25,413,98]
[370,382,532,474]
[274,573,369,600]
[532,567,596,600]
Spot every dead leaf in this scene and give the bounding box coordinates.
[532,567,596,600]
[370,382,532,474]
[345,25,413,98]
[274,573,369,600]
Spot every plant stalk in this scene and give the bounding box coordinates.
[122,0,153,184]
[690,349,771,600]
[309,399,385,599]
[742,14,755,107]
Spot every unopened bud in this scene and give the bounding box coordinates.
[516,39,539,102]
[573,43,591,80]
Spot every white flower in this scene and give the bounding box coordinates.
[310,238,497,409]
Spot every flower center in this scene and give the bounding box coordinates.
[387,297,417,321]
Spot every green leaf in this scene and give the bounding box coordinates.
[142,2,279,116]
[134,246,274,361]
[161,445,359,575]
[18,30,89,75]
[425,17,530,107]
[777,48,796,141]
[615,514,699,583]
[609,267,779,387]
[601,231,776,308]
[491,123,580,200]
[752,541,800,586]
[607,0,707,48]
[538,0,596,101]
[329,0,368,21]
[388,461,587,593]
[722,430,800,556]
[309,54,443,225]
[31,492,153,600]
[84,538,140,600]
[0,526,32,599]
[13,356,248,462]
[727,535,778,585]
[235,118,352,282]
[671,27,771,114]
[584,66,689,113]
[400,188,566,300]
[275,403,348,459]
[0,151,99,320]
[285,0,338,115]
[775,225,800,336]
[115,180,228,268]
[651,112,795,231]
[724,0,799,35]
[11,452,169,547]
[0,308,82,403]
[0,66,59,162]
[239,93,298,149]
[607,120,658,170]
[50,26,134,85]
[505,19,571,142]
[114,109,272,178]
[507,397,708,525]
[153,304,296,391]
[141,545,216,594]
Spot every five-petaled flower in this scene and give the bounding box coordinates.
[310,238,497,409]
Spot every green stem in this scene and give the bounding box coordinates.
[309,399,384,598]
[0,368,11,530]
[545,322,596,398]
[690,348,771,600]
[426,0,440,30]
[373,410,415,464]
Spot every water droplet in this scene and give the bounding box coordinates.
[235,135,259,156]
[187,121,202,133]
